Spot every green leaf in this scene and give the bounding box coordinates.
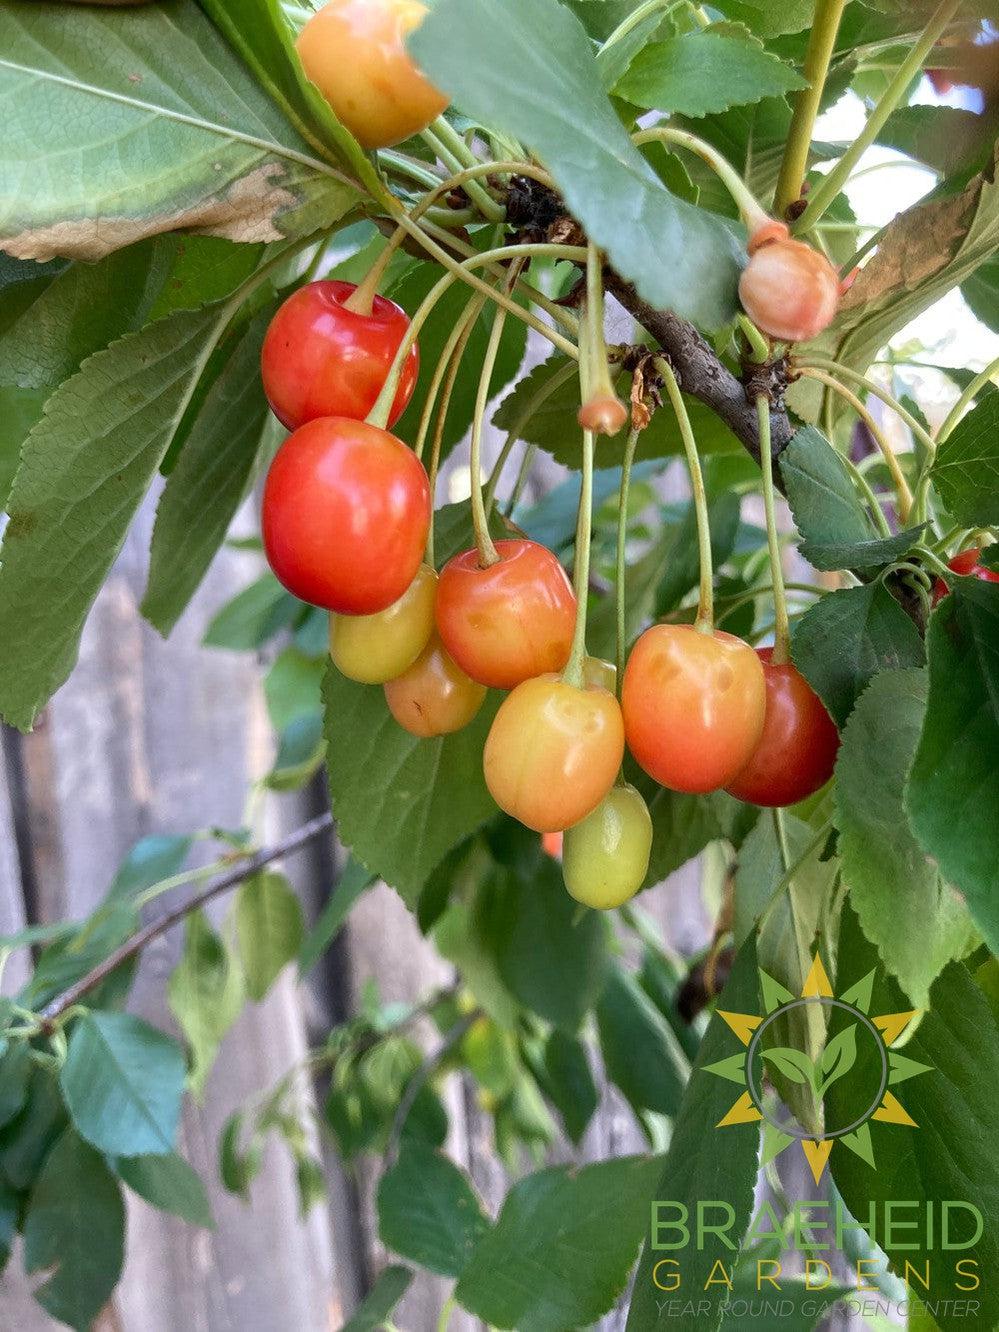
[791,581,925,728]
[962,253,999,332]
[60,1011,185,1158]
[196,0,384,201]
[627,936,761,1332]
[324,665,500,905]
[168,909,244,1097]
[0,1068,68,1190]
[836,669,975,1008]
[877,104,989,178]
[142,307,274,634]
[236,871,305,1001]
[0,304,228,730]
[108,834,193,899]
[829,909,999,1328]
[456,1156,663,1330]
[377,1143,489,1277]
[477,860,610,1033]
[299,859,375,975]
[597,965,689,1119]
[779,425,877,548]
[0,0,361,262]
[628,761,736,888]
[110,1151,213,1228]
[717,1278,853,1330]
[220,1110,263,1200]
[709,0,813,37]
[907,580,999,956]
[930,392,999,527]
[541,1029,598,1145]
[0,1041,32,1131]
[616,30,806,118]
[341,1265,413,1332]
[411,0,745,330]
[264,646,326,731]
[266,711,327,792]
[0,1176,17,1270]
[202,573,300,650]
[760,1046,814,1085]
[23,1130,125,1332]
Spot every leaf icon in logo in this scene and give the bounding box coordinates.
[761,1047,816,1086]
[818,1024,858,1098]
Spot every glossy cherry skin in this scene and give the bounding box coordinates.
[384,635,485,737]
[261,280,419,431]
[725,649,840,808]
[931,547,999,607]
[562,783,653,910]
[435,539,577,690]
[622,624,766,794]
[483,676,624,833]
[739,222,840,344]
[296,0,449,150]
[262,417,430,615]
[330,564,437,683]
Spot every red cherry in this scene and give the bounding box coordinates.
[739,222,841,344]
[932,548,999,606]
[725,649,840,808]
[262,417,430,614]
[435,539,577,690]
[622,624,766,794]
[261,280,419,431]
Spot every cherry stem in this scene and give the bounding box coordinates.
[563,429,596,689]
[737,314,771,366]
[484,359,578,515]
[794,0,962,234]
[798,366,913,523]
[936,351,999,443]
[425,301,485,569]
[365,240,584,430]
[616,425,640,701]
[505,443,538,517]
[756,395,791,666]
[772,807,792,874]
[579,243,623,428]
[470,264,524,568]
[414,292,487,460]
[420,124,505,223]
[796,358,937,461]
[657,358,714,632]
[774,0,849,217]
[633,127,770,235]
[841,454,893,539]
[343,225,406,315]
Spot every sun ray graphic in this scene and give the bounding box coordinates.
[704,954,931,1185]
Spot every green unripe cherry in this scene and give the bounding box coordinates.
[562,782,653,910]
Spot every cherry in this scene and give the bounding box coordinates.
[296,0,449,150]
[739,221,841,344]
[483,675,624,832]
[262,417,430,615]
[541,830,563,859]
[562,783,653,910]
[384,635,485,736]
[330,564,437,683]
[725,649,839,808]
[261,280,419,431]
[622,624,766,794]
[931,548,999,606]
[435,539,577,690]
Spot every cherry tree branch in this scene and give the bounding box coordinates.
[604,273,794,462]
[40,811,335,1026]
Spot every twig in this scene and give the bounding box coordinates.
[603,273,794,462]
[40,811,335,1025]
